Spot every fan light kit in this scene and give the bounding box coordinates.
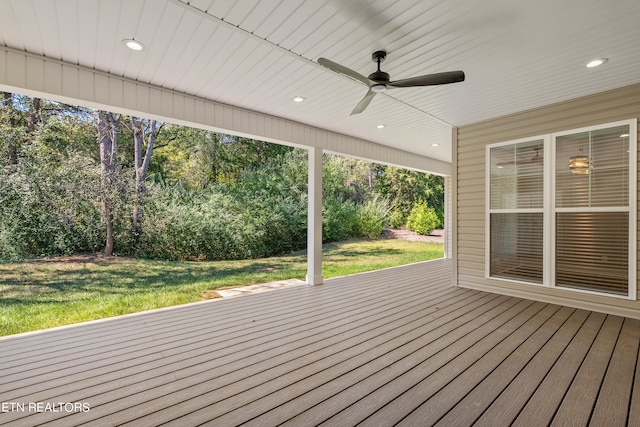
[318,50,465,115]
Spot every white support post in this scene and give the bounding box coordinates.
[306,147,323,285]
[444,175,452,259]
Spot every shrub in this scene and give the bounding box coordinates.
[134,187,243,260]
[0,153,103,260]
[355,195,390,238]
[132,182,310,261]
[406,201,439,236]
[322,197,357,242]
[389,209,405,229]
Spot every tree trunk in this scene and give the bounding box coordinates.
[131,117,158,232]
[368,162,374,192]
[1,92,18,165]
[98,111,120,256]
[26,97,41,142]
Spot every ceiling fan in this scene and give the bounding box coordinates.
[317,50,465,115]
[496,148,543,168]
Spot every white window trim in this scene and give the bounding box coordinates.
[486,119,637,300]
[550,119,637,300]
[485,135,548,287]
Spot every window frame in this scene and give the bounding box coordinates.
[550,120,637,299]
[485,119,637,300]
[485,135,549,287]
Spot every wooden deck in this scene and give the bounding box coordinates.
[1,258,640,426]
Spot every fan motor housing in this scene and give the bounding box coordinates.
[369,50,389,83]
[368,70,390,82]
[371,50,387,63]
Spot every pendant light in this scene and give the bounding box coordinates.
[569,145,592,175]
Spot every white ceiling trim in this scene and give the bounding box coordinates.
[0,45,451,175]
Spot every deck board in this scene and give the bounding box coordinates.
[1,268,435,376]
[550,315,624,426]
[589,318,640,426]
[1,259,640,426]
[274,295,518,427]
[3,280,453,400]
[511,311,606,426]
[424,312,587,426]
[455,309,588,427]
[321,300,547,427]
[361,303,565,427]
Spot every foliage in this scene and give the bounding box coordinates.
[406,201,440,236]
[0,92,446,262]
[0,239,444,336]
[354,195,391,238]
[322,196,358,242]
[375,167,444,227]
[129,153,309,260]
[389,209,405,229]
[0,146,103,260]
[323,154,372,203]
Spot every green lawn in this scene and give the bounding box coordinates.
[0,239,443,336]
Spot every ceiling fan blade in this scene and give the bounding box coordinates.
[388,71,465,88]
[318,58,371,86]
[350,89,376,115]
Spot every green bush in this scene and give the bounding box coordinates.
[389,209,405,229]
[322,197,357,242]
[134,188,244,260]
[355,195,390,238]
[0,152,103,260]
[0,133,444,261]
[132,184,308,261]
[406,201,439,236]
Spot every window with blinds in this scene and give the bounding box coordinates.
[488,139,544,284]
[487,120,636,299]
[554,124,631,296]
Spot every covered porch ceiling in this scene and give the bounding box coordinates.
[1,0,639,165]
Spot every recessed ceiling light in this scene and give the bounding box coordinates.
[585,58,608,68]
[620,133,630,137]
[376,124,385,129]
[122,39,145,51]
[293,96,305,103]
[431,143,439,147]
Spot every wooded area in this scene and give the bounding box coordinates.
[0,93,444,261]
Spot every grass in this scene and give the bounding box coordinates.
[0,239,443,337]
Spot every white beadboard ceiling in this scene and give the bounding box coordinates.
[1,0,639,163]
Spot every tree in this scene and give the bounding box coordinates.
[0,92,22,165]
[26,97,41,142]
[375,166,445,227]
[131,116,160,232]
[323,154,372,203]
[97,111,121,256]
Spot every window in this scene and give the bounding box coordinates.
[487,120,636,299]
[488,138,545,284]
[554,123,633,296]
